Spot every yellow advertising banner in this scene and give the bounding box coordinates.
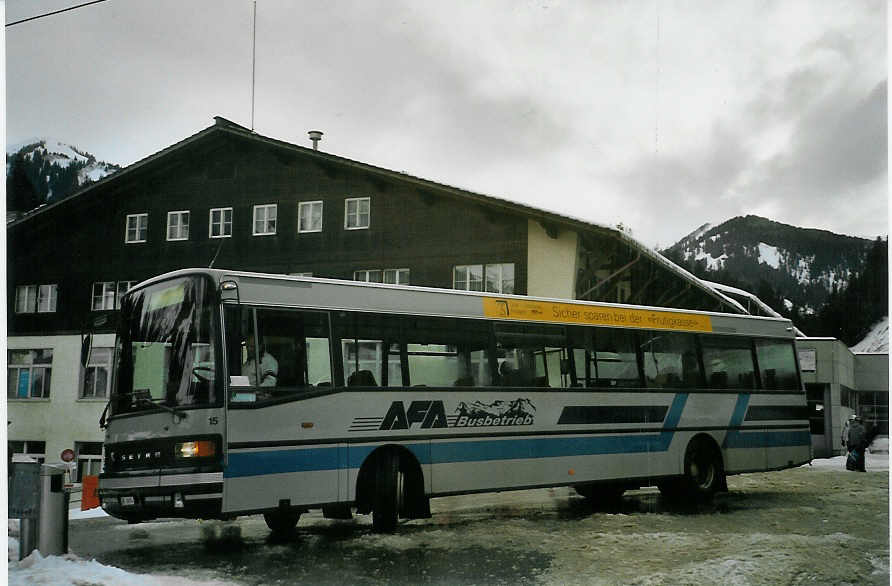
[482,297,712,332]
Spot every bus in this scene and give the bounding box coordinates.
[97,268,811,533]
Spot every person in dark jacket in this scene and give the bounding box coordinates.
[845,416,868,472]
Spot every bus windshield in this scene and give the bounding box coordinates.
[112,275,220,415]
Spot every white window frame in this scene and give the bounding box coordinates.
[8,441,46,464]
[15,285,37,314]
[298,201,324,233]
[353,269,382,283]
[384,268,410,285]
[209,207,233,239]
[484,263,515,294]
[453,264,484,292]
[166,210,190,241]
[253,204,277,236]
[91,282,116,311]
[289,272,314,277]
[125,213,148,243]
[116,281,137,310]
[7,349,53,400]
[75,442,104,481]
[37,284,58,313]
[344,197,370,230]
[454,263,514,293]
[81,348,112,399]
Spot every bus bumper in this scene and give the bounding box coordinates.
[98,471,224,521]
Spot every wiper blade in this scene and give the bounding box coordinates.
[127,391,188,420]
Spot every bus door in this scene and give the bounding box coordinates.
[222,305,338,513]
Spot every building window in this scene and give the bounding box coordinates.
[75,442,104,481]
[92,282,116,311]
[253,204,277,235]
[354,269,409,285]
[484,263,515,294]
[125,213,148,243]
[454,264,515,294]
[37,284,58,313]
[298,201,323,233]
[82,347,112,399]
[92,281,135,311]
[7,349,53,399]
[209,207,233,238]
[116,281,137,309]
[344,197,370,230]
[15,285,37,313]
[384,269,410,285]
[8,441,46,464]
[166,211,190,241]
[16,284,58,313]
[354,270,382,283]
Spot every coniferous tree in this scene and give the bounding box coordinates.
[6,153,40,212]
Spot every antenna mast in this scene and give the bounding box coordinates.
[251,1,257,131]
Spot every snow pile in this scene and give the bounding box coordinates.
[805,450,888,470]
[850,317,889,353]
[9,550,236,586]
[8,512,233,585]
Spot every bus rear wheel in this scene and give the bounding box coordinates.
[263,510,301,535]
[662,438,723,502]
[372,450,405,533]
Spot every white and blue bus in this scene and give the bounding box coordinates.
[97,268,811,533]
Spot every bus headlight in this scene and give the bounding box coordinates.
[175,440,216,459]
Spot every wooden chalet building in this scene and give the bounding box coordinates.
[7,116,744,470]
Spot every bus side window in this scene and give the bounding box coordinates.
[335,312,400,387]
[754,339,799,390]
[494,323,569,388]
[641,331,700,389]
[403,316,491,387]
[231,308,333,401]
[701,335,757,390]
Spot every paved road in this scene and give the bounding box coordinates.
[68,461,889,585]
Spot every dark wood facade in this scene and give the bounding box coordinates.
[8,117,742,338]
[8,119,530,336]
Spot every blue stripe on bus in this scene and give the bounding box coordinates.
[223,392,807,478]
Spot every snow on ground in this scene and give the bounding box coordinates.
[851,317,890,353]
[10,550,237,586]
[806,450,888,470]
[9,509,234,585]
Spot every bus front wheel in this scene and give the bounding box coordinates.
[372,450,404,533]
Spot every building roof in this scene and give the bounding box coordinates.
[9,115,743,313]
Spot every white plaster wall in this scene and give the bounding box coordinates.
[526,219,578,300]
[8,334,114,463]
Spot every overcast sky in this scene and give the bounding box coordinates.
[5,0,888,248]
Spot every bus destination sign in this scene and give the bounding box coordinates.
[482,297,713,333]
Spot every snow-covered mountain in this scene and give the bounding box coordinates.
[663,215,875,314]
[6,138,120,216]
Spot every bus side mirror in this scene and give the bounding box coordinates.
[220,280,240,304]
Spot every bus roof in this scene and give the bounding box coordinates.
[130,268,797,339]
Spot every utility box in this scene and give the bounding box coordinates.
[38,464,69,556]
[10,462,40,560]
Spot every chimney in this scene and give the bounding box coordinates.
[308,130,323,150]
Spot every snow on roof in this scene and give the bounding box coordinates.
[850,317,890,353]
